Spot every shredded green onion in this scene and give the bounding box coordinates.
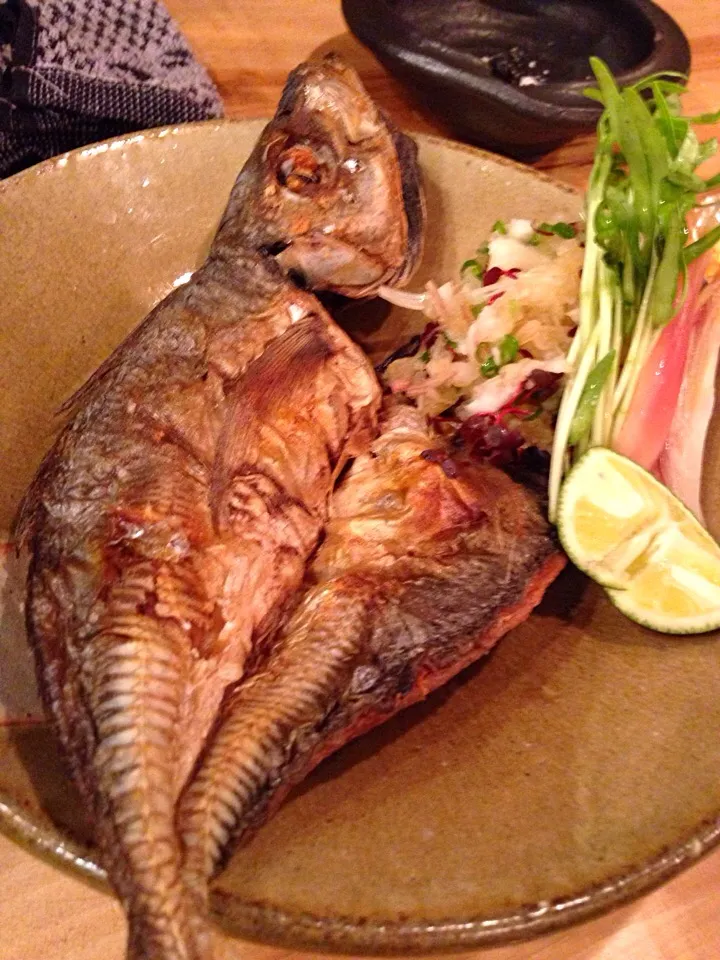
[537,221,577,239]
[481,356,498,378]
[477,334,520,379]
[461,258,482,279]
[497,333,519,365]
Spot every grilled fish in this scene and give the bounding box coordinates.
[17,56,424,960]
[177,403,564,891]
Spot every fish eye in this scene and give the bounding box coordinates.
[276,143,325,193]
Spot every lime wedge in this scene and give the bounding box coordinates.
[557,448,720,634]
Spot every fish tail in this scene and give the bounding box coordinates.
[125,907,211,960]
[177,583,371,890]
[82,565,210,959]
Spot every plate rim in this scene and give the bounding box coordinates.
[2,118,719,954]
[3,763,720,953]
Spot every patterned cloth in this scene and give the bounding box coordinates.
[0,0,223,177]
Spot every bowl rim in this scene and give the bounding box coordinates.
[342,0,692,127]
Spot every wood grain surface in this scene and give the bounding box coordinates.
[3,2,720,959]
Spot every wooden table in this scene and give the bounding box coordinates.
[3,2,720,959]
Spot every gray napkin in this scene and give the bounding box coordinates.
[0,0,223,177]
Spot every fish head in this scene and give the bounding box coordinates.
[213,54,425,297]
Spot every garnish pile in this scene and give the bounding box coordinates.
[549,58,720,522]
[380,216,583,467]
[380,58,720,635]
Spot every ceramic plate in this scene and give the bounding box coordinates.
[1,121,720,954]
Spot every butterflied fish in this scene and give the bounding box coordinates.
[16,55,424,960]
[176,402,564,893]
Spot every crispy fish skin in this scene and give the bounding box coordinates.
[17,56,424,960]
[177,406,565,888]
[23,292,379,960]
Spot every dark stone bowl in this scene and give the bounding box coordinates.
[342,0,691,159]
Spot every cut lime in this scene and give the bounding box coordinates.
[557,447,720,634]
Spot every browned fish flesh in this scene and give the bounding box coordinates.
[176,403,565,893]
[16,56,424,960]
